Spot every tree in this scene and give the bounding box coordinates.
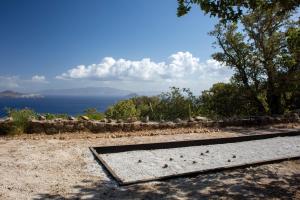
[200,82,260,117]
[177,0,300,22]
[209,5,299,114]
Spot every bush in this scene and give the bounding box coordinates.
[131,96,160,120]
[83,108,105,120]
[7,108,36,134]
[154,87,202,120]
[44,113,68,120]
[200,83,264,118]
[105,100,139,120]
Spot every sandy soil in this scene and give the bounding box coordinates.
[0,125,300,200]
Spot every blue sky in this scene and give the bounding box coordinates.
[0,0,232,94]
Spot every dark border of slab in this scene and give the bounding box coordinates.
[90,130,300,186]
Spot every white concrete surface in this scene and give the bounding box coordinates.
[101,136,300,183]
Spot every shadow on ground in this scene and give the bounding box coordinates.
[33,160,300,200]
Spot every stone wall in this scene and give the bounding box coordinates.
[0,114,299,134]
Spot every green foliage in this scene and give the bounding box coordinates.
[105,100,139,120]
[155,87,201,120]
[131,96,161,120]
[177,0,299,22]
[7,108,36,134]
[200,83,263,118]
[44,113,68,120]
[83,108,105,120]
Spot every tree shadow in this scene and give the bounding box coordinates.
[34,160,300,200]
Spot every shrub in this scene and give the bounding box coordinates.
[83,108,105,120]
[44,113,68,120]
[154,87,202,120]
[105,100,139,120]
[7,108,36,134]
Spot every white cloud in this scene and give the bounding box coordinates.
[31,75,47,83]
[0,76,20,89]
[56,51,233,84]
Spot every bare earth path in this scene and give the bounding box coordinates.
[0,125,300,200]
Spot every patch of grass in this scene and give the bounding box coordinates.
[44,113,68,120]
[7,108,36,134]
[83,108,105,120]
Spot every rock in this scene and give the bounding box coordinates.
[192,161,197,164]
[200,153,204,156]
[162,164,168,168]
[195,116,208,121]
[232,155,236,158]
[3,117,13,121]
[126,117,138,123]
[228,159,231,162]
[68,116,76,120]
[138,159,142,163]
[174,118,182,123]
[188,117,195,122]
[142,116,149,123]
[80,116,89,120]
[160,119,165,123]
[100,118,107,123]
[37,115,46,121]
[206,150,209,153]
[290,113,300,121]
[107,118,113,123]
[169,158,173,161]
[116,119,123,123]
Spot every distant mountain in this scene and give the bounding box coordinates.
[0,90,43,98]
[39,87,134,97]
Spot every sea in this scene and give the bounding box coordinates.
[0,96,124,117]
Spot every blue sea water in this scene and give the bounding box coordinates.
[0,96,124,117]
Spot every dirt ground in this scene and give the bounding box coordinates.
[0,124,300,200]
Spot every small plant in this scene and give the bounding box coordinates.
[105,100,139,120]
[7,108,36,134]
[83,108,105,120]
[44,113,68,120]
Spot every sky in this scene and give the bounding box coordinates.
[0,0,233,95]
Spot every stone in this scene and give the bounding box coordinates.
[107,118,113,123]
[37,115,46,121]
[126,117,138,123]
[116,119,123,123]
[195,116,208,121]
[290,113,300,121]
[188,117,195,122]
[3,117,13,122]
[68,116,76,120]
[100,118,107,123]
[142,116,149,123]
[80,116,89,120]
[232,155,236,158]
[162,164,168,168]
[174,118,182,123]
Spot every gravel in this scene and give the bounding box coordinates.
[101,136,300,184]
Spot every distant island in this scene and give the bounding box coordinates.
[0,87,160,99]
[39,87,137,97]
[0,90,43,98]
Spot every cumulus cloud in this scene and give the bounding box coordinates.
[31,75,47,83]
[56,51,233,83]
